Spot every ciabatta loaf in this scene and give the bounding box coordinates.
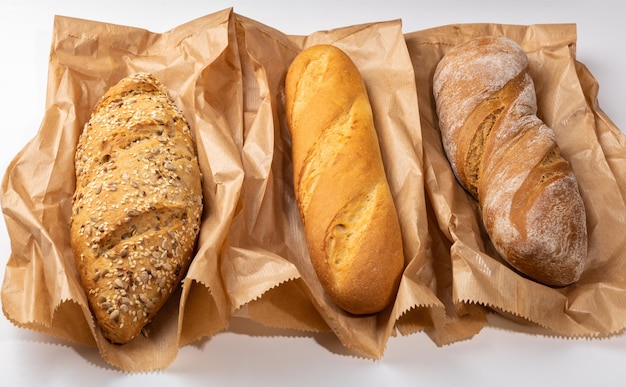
[433,36,587,286]
[285,45,404,314]
[70,73,203,343]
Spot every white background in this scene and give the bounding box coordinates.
[2,1,626,385]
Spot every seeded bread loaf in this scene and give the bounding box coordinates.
[432,36,587,286]
[285,45,404,315]
[70,73,203,343]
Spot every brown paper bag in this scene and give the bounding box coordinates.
[1,9,243,371]
[225,15,443,359]
[405,23,626,339]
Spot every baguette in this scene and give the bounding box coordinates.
[285,44,404,315]
[432,36,587,286]
[70,73,203,343]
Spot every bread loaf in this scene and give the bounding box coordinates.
[432,36,587,286]
[70,73,203,343]
[285,44,404,315]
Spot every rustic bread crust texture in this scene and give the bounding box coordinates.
[285,45,404,315]
[433,36,587,286]
[70,73,203,343]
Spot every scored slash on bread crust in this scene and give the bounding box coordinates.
[70,73,203,344]
[285,45,404,315]
[433,36,587,287]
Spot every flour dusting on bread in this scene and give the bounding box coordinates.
[433,36,587,286]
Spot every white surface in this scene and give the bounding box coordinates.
[2,1,626,385]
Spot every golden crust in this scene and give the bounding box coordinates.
[285,45,404,314]
[70,73,203,343]
[433,36,587,286]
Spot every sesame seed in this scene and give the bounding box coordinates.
[109,310,120,322]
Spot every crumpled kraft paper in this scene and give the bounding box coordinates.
[225,15,442,359]
[1,8,442,369]
[1,9,244,371]
[405,23,626,338]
